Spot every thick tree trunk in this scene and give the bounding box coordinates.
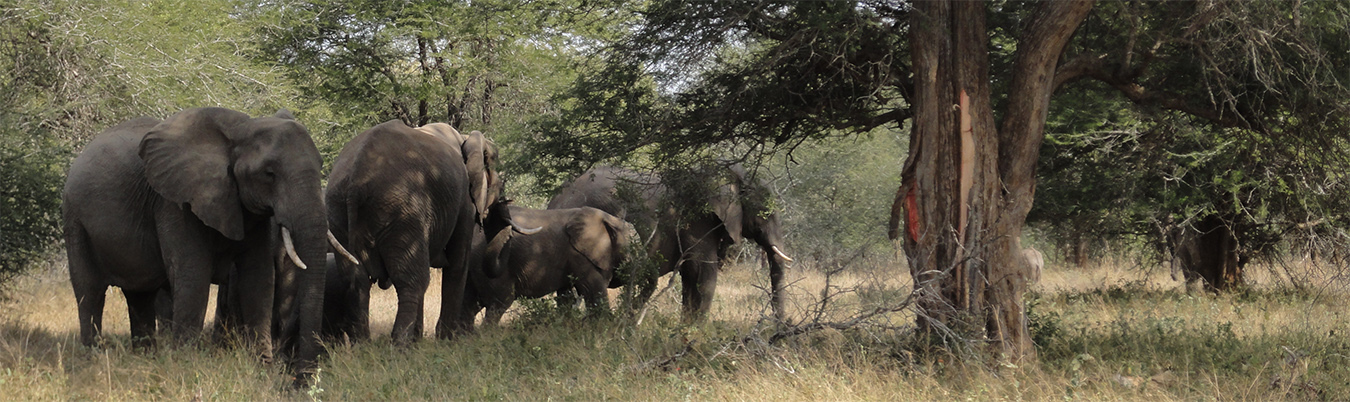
[896,0,1092,363]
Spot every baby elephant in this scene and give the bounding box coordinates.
[464,204,634,325]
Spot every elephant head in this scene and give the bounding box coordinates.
[725,165,793,267]
[138,107,331,381]
[415,123,501,224]
[480,199,542,279]
[695,164,793,267]
[701,164,794,320]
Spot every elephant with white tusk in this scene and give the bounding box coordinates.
[63,107,332,384]
[548,163,794,321]
[324,121,529,343]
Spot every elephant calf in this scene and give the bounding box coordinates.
[463,204,634,325]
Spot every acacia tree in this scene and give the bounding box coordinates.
[1,0,308,288]
[250,0,633,147]
[1029,0,1350,290]
[889,1,1091,360]
[533,0,1350,361]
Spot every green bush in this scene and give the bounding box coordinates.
[0,137,67,285]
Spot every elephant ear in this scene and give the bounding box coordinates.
[709,180,743,244]
[568,210,617,272]
[462,131,490,222]
[139,107,251,240]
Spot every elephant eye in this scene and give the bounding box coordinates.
[264,167,276,178]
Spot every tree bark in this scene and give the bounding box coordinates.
[896,0,1093,363]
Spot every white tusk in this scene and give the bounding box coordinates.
[328,230,360,265]
[282,227,307,269]
[772,246,793,262]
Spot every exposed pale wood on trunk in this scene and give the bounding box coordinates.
[897,0,1094,362]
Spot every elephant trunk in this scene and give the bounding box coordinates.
[481,227,512,279]
[275,187,329,387]
[754,227,791,322]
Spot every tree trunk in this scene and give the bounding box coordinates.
[1170,215,1245,291]
[896,0,1092,363]
[1068,232,1089,267]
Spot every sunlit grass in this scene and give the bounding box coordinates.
[2,250,1347,400]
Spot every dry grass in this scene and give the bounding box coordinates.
[2,250,1348,401]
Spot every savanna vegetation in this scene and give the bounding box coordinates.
[2,0,1349,400]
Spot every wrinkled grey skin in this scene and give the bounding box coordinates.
[320,201,528,340]
[460,204,633,326]
[324,121,504,343]
[62,108,330,381]
[310,253,366,342]
[548,164,793,321]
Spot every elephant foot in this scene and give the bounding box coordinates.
[130,336,156,351]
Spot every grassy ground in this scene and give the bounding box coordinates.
[2,252,1347,401]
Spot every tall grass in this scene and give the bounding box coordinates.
[2,252,1347,401]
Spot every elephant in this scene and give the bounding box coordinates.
[325,121,530,343]
[62,107,340,381]
[460,203,635,326]
[1022,247,1044,285]
[548,163,794,321]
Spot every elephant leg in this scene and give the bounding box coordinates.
[679,260,719,320]
[555,286,580,310]
[576,274,612,318]
[211,258,243,343]
[233,242,275,362]
[435,207,475,339]
[351,281,372,340]
[157,208,216,344]
[212,276,236,343]
[125,289,159,349]
[630,233,677,313]
[631,272,658,313]
[73,283,107,347]
[457,287,480,329]
[168,274,212,344]
[769,261,785,322]
[154,288,173,338]
[67,228,107,347]
[483,304,507,326]
[384,240,430,344]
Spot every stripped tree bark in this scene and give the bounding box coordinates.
[892,0,1094,363]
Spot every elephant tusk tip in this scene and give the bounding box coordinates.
[282,227,307,269]
[515,225,542,235]
[772,246,793,262]
[328,230,361,265]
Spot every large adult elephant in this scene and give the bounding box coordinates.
[62,107,336,382]
[548,164,793,321]
[460,204,634,325]
[325,121,520,343]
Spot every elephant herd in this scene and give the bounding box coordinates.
[60,108,793,383]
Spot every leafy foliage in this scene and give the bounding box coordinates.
[523,1,910,185]
[0,0,117,282]
[769,130,905,262]
[249,0,638,177]
[1031,0,1350,270]
[0,0,308,288]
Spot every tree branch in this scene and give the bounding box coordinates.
[1077,64,1266,132]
